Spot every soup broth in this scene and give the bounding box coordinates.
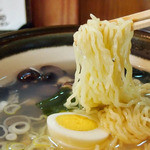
[0,63,74,150]
[0,62,149,150]
[0,43,149,149]
[0,46,76,150]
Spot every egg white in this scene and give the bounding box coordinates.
[47,112,109,150]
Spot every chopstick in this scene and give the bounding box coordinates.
[110,9,150,30]
[133,18,150,30]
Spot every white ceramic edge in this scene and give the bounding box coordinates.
[0,46,149,86]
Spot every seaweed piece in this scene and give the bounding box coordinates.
[36,87,72,115]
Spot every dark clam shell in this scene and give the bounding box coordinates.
[17,68,41,83]
[40,65,66,83]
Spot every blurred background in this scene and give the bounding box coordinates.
[31,0,150,27]
[0,0,150,31]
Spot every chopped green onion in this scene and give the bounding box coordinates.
[5,133,17,141]
[0,101,8,113]
[3,115,30,128]
[4,104,21,115]
[0,125,8,139]
[9,143,26,150]
[8,121,30,135]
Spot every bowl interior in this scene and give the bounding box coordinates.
[0,28,149,86]
[0,46,75,86]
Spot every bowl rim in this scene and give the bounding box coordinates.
[0,25,79,46]
[0,26,149,61]
[0,25,150,45]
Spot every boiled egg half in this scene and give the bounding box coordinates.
[47,112,109,150]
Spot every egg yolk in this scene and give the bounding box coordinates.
[56,114,98,131]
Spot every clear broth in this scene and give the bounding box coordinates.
[0,47,149,150]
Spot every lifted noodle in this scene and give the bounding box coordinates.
[65,15,150,148]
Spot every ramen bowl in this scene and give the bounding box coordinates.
[0,26,149,149]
